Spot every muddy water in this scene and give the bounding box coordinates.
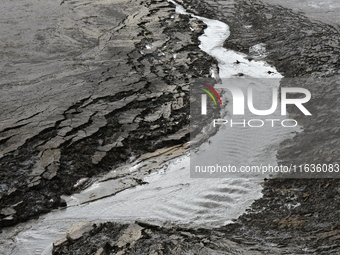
[0,1,299,255]
[191,8,299,178]
[3,157,264,255]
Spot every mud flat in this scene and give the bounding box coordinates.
[51,0,339,254]
[0,0,339,254]
[0,1,294,253]
[0,0,218,229]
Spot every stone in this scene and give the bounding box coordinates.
[42,162,58,180]
[53,236,68,248]
[1,207,16,216]
[115,224,144,248]
[0,184,8,193]
[94,248,106,255]
[59,197,67,208]
[66,221,93,241]
[265,13,273,19]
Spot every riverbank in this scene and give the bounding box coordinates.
[1,0,339,254]
[182,0,339,253]
[50,0,339,254]
[0,0,219,229]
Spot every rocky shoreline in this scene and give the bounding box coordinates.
[50,0,339,254]
[179,0,339,253]
[0,0,339,254]
[52,221,289,254]
[0,0,218,228]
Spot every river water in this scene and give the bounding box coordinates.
[1,1,299,254]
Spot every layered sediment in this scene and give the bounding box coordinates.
[50,0,340,254]
[1,0,339,254]
[0,0,217,228]
[52,221,289,254]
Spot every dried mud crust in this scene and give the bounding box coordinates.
[0,0,219,228]
[52,0,339,254]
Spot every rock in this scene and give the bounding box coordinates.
[115,224,144,248]
[265,13,273,19]
[42,162,58,180]
[3,216,14,221]
[0,184,8,193]
[53,236,68,248]
[1,207,16,216]
[59,197,67,208]
[94,248,106,255]
[249,43,267,58]
[73,178,89,188]
[180,231,193,237]
[66,221,93,241]
[2,1,339,254]
[28,176,41,188]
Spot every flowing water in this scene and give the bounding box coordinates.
[1,1,299,254]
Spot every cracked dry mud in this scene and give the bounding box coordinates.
[0,0,339,254]
[0,0,217,228]
[52,0,339,254]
